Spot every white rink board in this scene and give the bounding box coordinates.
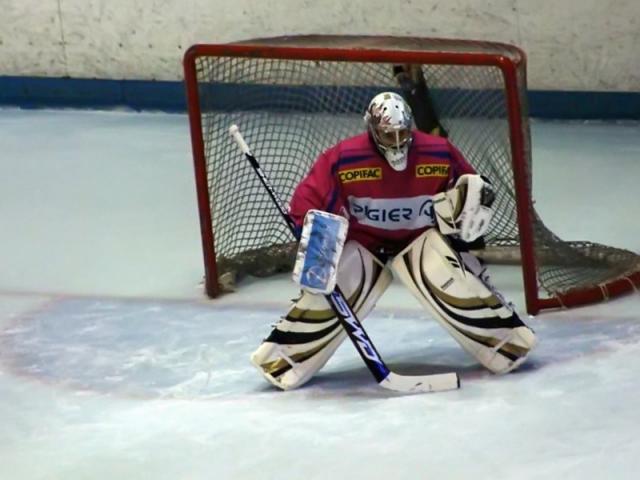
[0,0,639,92]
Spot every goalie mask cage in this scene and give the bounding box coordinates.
[184,35,640,315]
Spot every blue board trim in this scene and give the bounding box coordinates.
[0,76,186,112]
[1,76,638,119]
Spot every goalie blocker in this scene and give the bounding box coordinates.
[292,209,349,295]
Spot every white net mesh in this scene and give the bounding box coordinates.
[187,36,640,308]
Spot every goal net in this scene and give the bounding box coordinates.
[184,35,640,314]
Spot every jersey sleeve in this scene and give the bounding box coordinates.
[447,141,477,186]
[288,150,342,229]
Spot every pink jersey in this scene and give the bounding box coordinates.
[289,131,477,255]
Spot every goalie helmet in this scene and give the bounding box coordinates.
[364,92,414,171]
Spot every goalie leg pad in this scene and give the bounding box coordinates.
[251,241,393,390]
[390,229,536,374]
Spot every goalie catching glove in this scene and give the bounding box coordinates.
[292,209,349,294]
[433,174,495,242]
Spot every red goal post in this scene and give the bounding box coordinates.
[183,35,640,315]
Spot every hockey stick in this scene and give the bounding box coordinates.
[393,64,448,138]
[229,124,460,394]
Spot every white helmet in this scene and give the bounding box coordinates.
[364,92,413,171]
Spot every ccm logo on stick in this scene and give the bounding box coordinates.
[331,292,383,365]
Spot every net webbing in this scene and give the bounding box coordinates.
[192,42,640,301]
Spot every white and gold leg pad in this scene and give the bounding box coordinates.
[251,241,393,390]
[391,229,537,374]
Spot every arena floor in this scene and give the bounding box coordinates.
[1,109,639,479]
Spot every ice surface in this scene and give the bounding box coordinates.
[1,108,639,479]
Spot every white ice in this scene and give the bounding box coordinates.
[1,108,639,480]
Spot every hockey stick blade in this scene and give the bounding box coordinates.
[328,287,460,394]
[381,371,460,393]
[229,124,461,394]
